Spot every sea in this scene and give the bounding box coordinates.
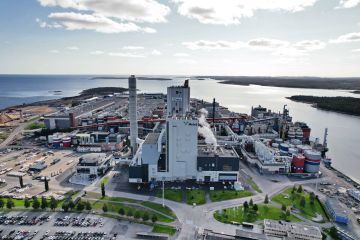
[1,74,360,183]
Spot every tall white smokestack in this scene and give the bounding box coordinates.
[128,75,138,154]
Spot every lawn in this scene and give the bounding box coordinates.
[25,122,45,130]
[248,179,262,193]
[101,177,109,186]
[155,189,182,202]
[141,202,176,218]
[272,187,328,221]
[152,224,176,236]
[209,190,253,202]
[186,190,206,205]
[90,200,174,223]
[214,204,300,223]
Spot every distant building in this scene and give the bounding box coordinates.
[166,80,190,118]
[76,153,112,179]
[325,198,349,224]
[263,219,322,240]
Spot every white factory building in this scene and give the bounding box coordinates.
[129,79,240,184]
[75,153,112,179]
[263,220,322,240]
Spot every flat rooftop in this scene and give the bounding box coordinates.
[264,219,321,237]
[198,145,239,158]
[79,153,107,164]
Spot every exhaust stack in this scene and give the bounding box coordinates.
[128,75,138,154]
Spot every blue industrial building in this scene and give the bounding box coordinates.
[325,198,349,224]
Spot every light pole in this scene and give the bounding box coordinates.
[162,179,165,207]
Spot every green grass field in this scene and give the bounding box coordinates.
[101,177,109,185]
[25,122,46,130]
[90,200,174,223]
[272,187,328,221]
[186,190,206,205]
[155,189,182,202]
[209,190,253,202]
[248,179,262,193]
[141,202,176,218]
[214,204,300,223]
[152,224,176,235]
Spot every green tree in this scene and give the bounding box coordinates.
[0,198,4,208]
[68,200,75,210]
[253,204,258,212]
[6,198,14,209]
[32,197,40,210]
[62,202,69,212]
[300,196,306,208]
[127,209,133,217]
[151,215,158,223]
[291,185,296,194]
[264,194,269,204]
[309,192,315,205]
[281,204,287,212]
[142,212,149,221]
[243,201,249,212]
[41,197,48,210]
[85,201,92,211]
[50,197,58,210]
[19,176,24,188]
[249,198,254,207]
[297,185,303,193]
[44,178,49,192]
[286,209,291,219]
[77,201,85,211]
[118,208,125,215]
[134,211,141,219]
[24,198,31,208]
[102,203,108,212]
[329,227,338,239]
[101,182,105,198]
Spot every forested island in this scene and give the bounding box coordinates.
[287,95,360,116]
[80,87,128,95]
[197,76,360,90]
[90,76,172,81]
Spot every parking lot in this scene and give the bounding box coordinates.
[0,212,152,240]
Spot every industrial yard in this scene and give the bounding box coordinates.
[0,75,360,239]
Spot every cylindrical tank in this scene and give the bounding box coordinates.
[52,137,61,148]
[304,150,321,173]
[289,148,298,155]
[62,137,71,148]
[48,135,54,144]
[272,143,279,148]
[292,155,305,173]
[279,143,289,152]
[297,145,312,154]
[274,138,283,144]
[290,139,302,146]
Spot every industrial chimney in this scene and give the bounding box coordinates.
[128,75,138,154]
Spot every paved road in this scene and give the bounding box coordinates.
[0,122,27,148]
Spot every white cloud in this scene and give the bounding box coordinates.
[182,40,244,50]
[174,53,190,57]
[183,38,325,57]
[247,38,289,50]
[173,0,318,25]
[151,49,162,55]
[66,46,79,50]
[336,0,360,8]
[122,46,145,50]
[352,48,360,52]
[38,0,170,23]
[48,12,155,33]
[90,50,105,55]
[36,18,62,29]
[49,49,60,54]
[108,52,146,58]
[330,32,360,43]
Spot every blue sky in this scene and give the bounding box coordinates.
[0,0,359,76]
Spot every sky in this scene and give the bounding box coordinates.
[0,0,360,76]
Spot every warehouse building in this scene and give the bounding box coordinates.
[348,188,360,202]
[325,198,349,224]
[263,219,322,240]
[75,153,112,179]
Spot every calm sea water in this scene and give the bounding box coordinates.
[1,75,359,182]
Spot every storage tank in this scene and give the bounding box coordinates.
[297,145,312,154]
[62,137,71,148]
[288,148,298,155]
[48,135,54,144]
[279,143,289,152]
[52,137,61,148]
[304,150,321,173]
[272,143,279,148]
[290,139,302,146]
[274,138,283,144]
[292,155,305,173]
